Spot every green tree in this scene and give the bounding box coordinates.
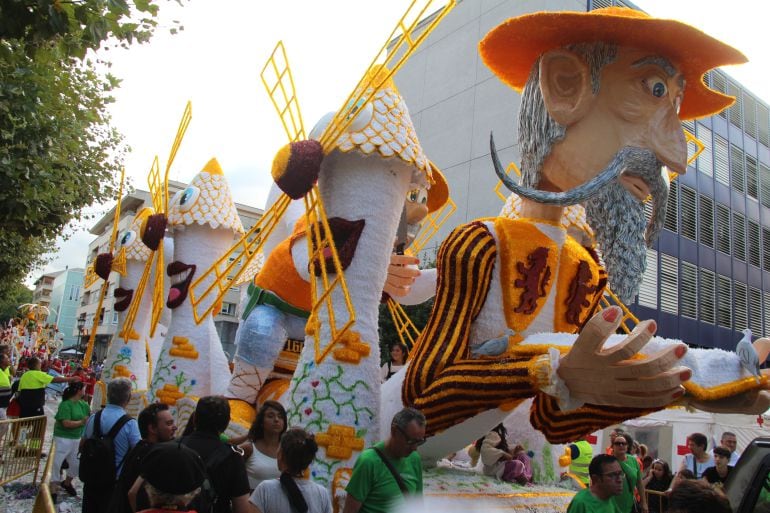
[0,0,182,294]
[0,281,33,323]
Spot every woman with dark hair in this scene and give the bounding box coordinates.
[381,342,407,383]
[52,382,89,496]
[643,459,673,513]
[240,400,287,490]
[612,433,648,513]
[249,428,331,513]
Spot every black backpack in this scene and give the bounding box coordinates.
[184,440,237,513]
[79,410,131,485]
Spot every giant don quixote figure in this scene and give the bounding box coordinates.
[382,7,770,462]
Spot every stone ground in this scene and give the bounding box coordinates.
[0,394,82,513]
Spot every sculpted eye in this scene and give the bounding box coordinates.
[408,189,419,202]
[644,77,668,98]
[119,230,137,247]
[177,186,200,212]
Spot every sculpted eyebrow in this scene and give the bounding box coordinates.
[632,56,684,87]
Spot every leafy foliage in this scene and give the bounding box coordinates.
[0,280,33,322]
[0,0,183,291]
[0,0,182,59]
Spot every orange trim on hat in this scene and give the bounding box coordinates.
[479,7,747,120]
[426,162,449,213]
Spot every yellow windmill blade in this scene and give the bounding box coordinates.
[189,193,293,323]
[303,184,358,364]
[260,41,306,143]
[84,167,126,367]
[83,264,99,288]
[123,102,192,339]
[317,0,456,152]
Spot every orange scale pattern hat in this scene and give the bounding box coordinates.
[479,6,747,120]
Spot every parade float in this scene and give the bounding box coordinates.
[77,2,770,511]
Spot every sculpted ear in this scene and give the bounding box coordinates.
[539,49,593,126]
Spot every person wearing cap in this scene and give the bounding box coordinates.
[395,6,769,450]
[117,403,178,513]
[135,441,207,513]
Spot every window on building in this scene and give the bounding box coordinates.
[765,292,770,334]
[761,163,770,209]
[727,81,743,130]
[758,102,770,148]
[680,186,696,240]
[750,287,763,336]
[638,249,657,309]
[714,134,730,186]
[746,155,759,200]
[764,227,770,273]
[748,220,761,268]
[744,92,758,140]
[220,302,236,316]
[682,119,695,135]
[733,212,746,261]
[664,183,678,233]
[734,281,748,331]
[113,311,119,324]
[82,291,91,306]
[680,262,697,319]
[696,124,713,177]
[717,275,732,328]
[698,195,714,248]
[699,269,715,324]
[98,307,105,326]
[711,72,728,120]
[660,254,678,315]
[68,285,80,301]
[716,204,731,255]
[730,144,745,194]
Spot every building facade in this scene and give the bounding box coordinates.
[32,271,61,310]
[47,268,84,350]
[393,0,770,349]
[76,181,262,362]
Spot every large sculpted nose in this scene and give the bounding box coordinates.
[649,105,687,175]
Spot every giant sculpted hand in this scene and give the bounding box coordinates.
[557,306,690,409]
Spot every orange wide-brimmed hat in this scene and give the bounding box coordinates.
[479,7,747,120]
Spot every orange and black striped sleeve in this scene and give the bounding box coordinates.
[530,393,661,444]
[403,221,544,436]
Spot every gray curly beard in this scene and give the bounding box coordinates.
[585,148,669,304]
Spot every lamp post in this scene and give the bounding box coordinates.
[76,316,85,357]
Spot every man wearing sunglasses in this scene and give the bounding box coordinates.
[343,408,426,513]
[567,454,624,513]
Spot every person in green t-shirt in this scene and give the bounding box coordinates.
[343,408,425,513]
[17,356,80,418]
[567,454,624,513]
[612,434,647,513]
[53,382,90,496]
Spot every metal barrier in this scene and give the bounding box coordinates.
[32,439,56,513]
[646,489,667,512]
[0,415,47,486]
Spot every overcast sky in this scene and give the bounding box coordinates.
[29,0,770,285]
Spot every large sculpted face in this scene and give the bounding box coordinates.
[538,45,687,302]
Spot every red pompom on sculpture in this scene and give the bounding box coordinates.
[271,139,324,199]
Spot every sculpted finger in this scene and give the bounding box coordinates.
[573,386,684,409]
[568,366,691,394]
[601,320,656,364]
[387,265,421,279]
[383,283,409,298]
[386,273,417,288]
[389,254,419,266]
[571,306,623,356]
[605,344,687,378]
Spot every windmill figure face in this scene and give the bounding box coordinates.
[113,208,155,315]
